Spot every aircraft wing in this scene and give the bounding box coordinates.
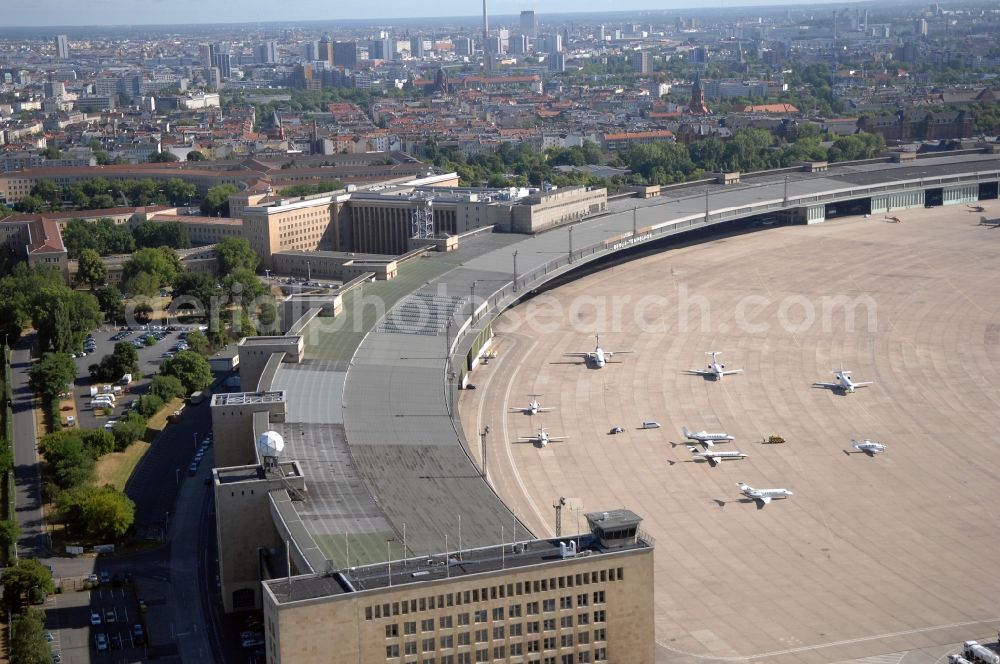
[853,381,873,388]
[706,456,719,467]
[509,407,527,413]
[563,353,591,358]
[687,369,712,376]
[605,351,633,357]
[721,369,744,375]
[759,496,771,505]
[547,437,567,443]
[537,407,554,412]
[813,382,839,389]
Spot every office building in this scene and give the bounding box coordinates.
[215,53,232,79]
[261,510,654,664]
[454,36,473,56]
[317,34,334,67]
[371,38,394,61]
[510,35,529,56]
[548,52,566,73]
[256,41,278,64]
[334,41,358,68]
[410,36,425,58]
[520,10,538,38]
[542,33,562,54]
[54,34,69,59]
[916,18,929,37]
[199,43,214,66]
[630,50,652,74]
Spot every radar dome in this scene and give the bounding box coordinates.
[257,430,285,459]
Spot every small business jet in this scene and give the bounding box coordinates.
[850,439,887,456]
[682,426,735,447]
[688,446,747,466]
[737,482,793,506]
[688,352,743,380]
[515,428,567,447]
[814,368,873,393]
[978,216,1000,228]
[509,395,554,415]
[564,335,632,369]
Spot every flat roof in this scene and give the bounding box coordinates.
[262,151,1000,589]
[265,532,651,604]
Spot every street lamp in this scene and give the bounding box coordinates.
[568,225,573,263]
[783,174,789,206]
[479,425,490,481]
[306,261,312,281]
[704,185,710,221]
[512,250,518,292]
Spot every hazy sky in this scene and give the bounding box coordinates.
[6,0,848,27]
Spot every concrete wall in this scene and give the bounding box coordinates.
[210,392,288,468]
[214,463,305,613]
[238,336,304,392]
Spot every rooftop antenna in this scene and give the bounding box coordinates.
[501,524,505,569]
[285,538,291,592]
[458,513,463,561]
[445,534,450,578]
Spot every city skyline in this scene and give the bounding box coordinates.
[4,0,887,28]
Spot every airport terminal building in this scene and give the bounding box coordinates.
[207,149,1000,663]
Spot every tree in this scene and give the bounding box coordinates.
[133,221,191,249]
[32,288,101,353]
[0,519,20,550]
[94,284,124,322]
[148,151,179,163]
[183,329,211,356]
[122,247,182,292]
[161,351,212,393]
[150,374,186,400]
[28,352,75,401]
[111,411,146,451]
[39,429,95,489]
[162,177,197,206]
[187,150,206,161]
[10,609,50,663]
[215,237,258,275]
[1,559,54,612]
[81,428,116,456]
[200,183,239,217]
[224,267,267,309]
[76,248,107,288]
[136,393,164,417]
[78,486,135,539]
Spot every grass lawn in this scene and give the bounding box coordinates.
[93,397,182,492]
[94,440,151,492]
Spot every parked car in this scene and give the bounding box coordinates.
[609,426,624,435]
[94,633,108,651]
[90,612,102,625]
[99,571,111,584]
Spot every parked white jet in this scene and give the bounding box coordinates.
[850,439,887,455]
[737,482,793,506]
[515,428,567,447]
[682,426,735,447]
[688,352,743,380]
[814,368,873,393]
[510,395,554,415]
[687,446,747,466]
[564,335,632,369]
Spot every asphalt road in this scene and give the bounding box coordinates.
[125,397,212,530]
[11,334,49,558]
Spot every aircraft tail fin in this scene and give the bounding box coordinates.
[682,426,692,438]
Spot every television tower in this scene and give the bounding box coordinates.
[482,0,493,71]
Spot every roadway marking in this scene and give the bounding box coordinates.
[475,335,551,536]
[655,616,1000,662]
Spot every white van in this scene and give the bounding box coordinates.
[641,421,661,429]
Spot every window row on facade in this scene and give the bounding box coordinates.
[366,568,623,622]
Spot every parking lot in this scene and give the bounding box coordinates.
[69,325,200,431]
[44,575,149,664]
